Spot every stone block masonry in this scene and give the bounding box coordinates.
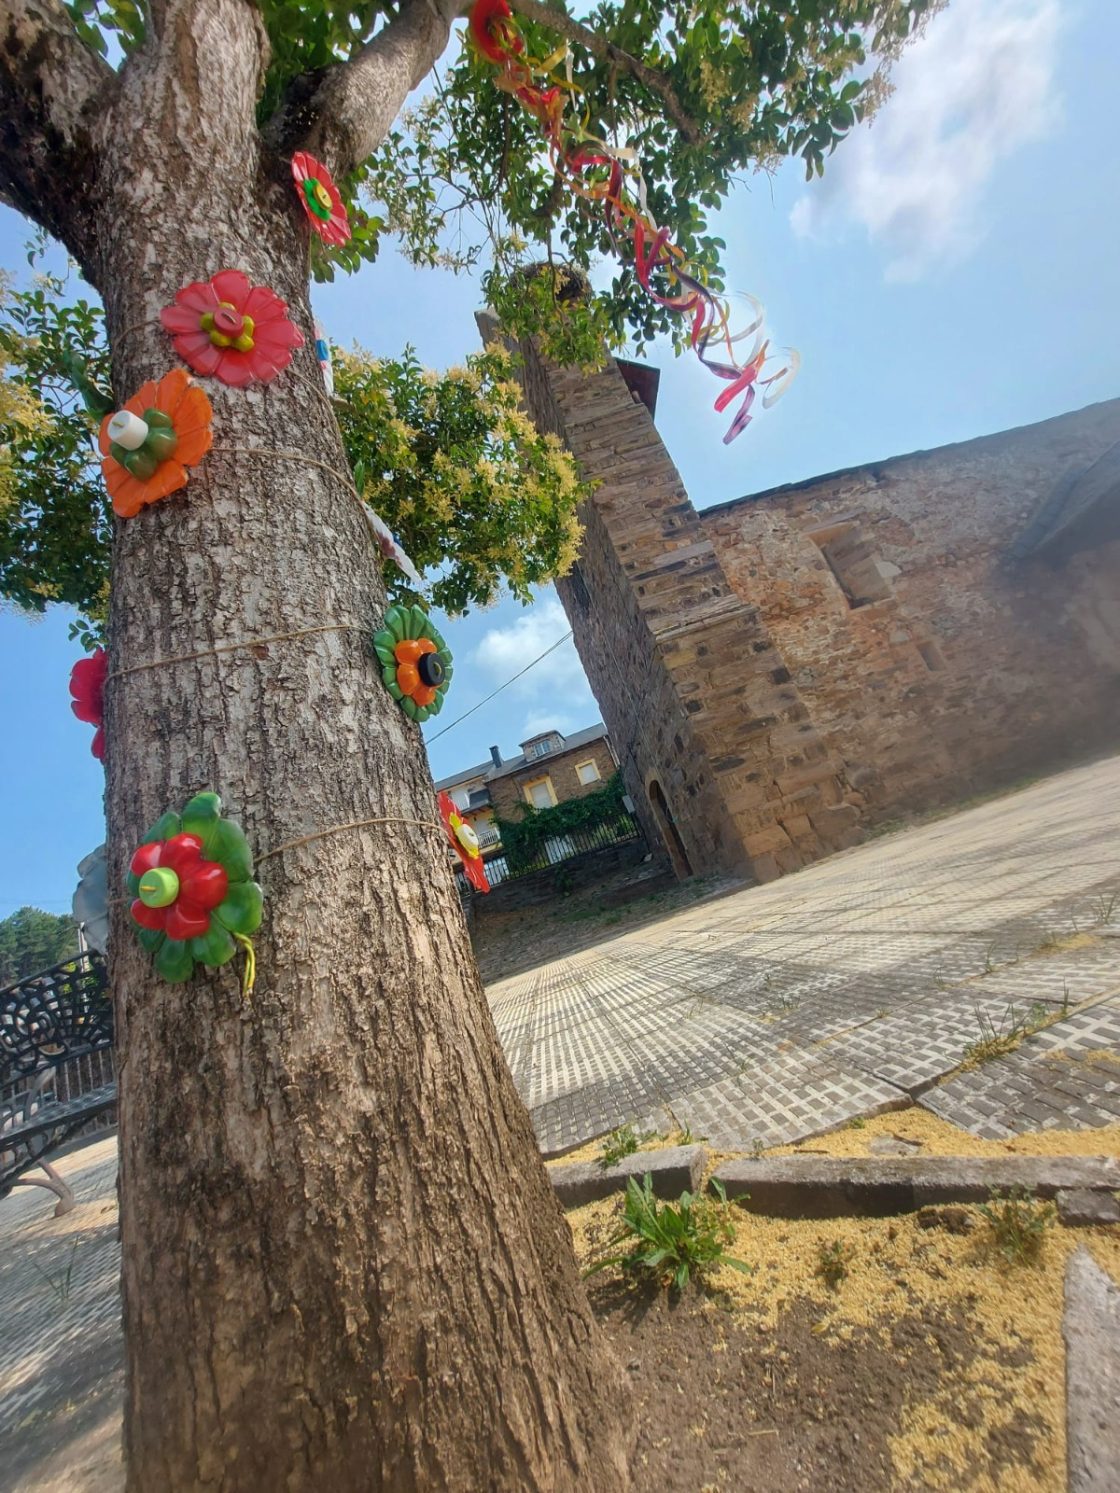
[482,312,858,883]
[481,303,1120,875]
[702,399,1120,823]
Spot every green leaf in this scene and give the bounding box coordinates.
[155,938,194,982]
[400,696,418,720]
[409,604,429,640]
[213,880,264,936]
[373,639,397,667]
[142,811,181,844]
[189,921,237,966]
[135,925,164,954]
[207,819,254,883]
[180,791,222,825]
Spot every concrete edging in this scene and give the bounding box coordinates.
[707,1154,1120,1219]
[549,1145,707,1208]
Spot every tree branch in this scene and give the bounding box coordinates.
[0,0,115,265]
[265,0,462,177]
[504,0,700,145]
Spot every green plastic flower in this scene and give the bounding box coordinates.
[127,792,263,985]
[373,604,453,723]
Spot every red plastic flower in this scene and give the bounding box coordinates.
[129,833,230,944]
[160,270,304,387]
[69,648,107,761]
[438,792,489,894]
[470,0,522,63]
[290,153,351,247]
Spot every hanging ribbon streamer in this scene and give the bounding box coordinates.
[469,0,798,443]
[314,318,335,397]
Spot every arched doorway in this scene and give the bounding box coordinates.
[647,778,693,879]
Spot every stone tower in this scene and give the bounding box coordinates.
[480,314,862,883]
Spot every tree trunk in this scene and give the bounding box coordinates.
[83,4,631,1486]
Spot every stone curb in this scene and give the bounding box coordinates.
[1064,1247,1120,1492]
[549,1145,706,1208]
[708,1155,1120,1218]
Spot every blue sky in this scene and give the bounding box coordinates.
[1,0,1117,918]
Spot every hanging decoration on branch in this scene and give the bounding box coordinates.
[160,270,304,386]
[364,507,424,589]
[468,0,799,443]
[353,458,424,587]
[99,370,213,518]
[69,648,107,760]
[291,153,352,248]
[373,605,452,722]
[438,791,490,894]
[127,792,263,991]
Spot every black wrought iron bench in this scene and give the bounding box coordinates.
[1,951,115,1215]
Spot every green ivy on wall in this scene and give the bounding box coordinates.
[494,772,633,874]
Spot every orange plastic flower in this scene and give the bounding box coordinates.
[99,370,213,519]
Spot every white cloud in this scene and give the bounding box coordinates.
[789,0,1062,281]
[472,596,599,743]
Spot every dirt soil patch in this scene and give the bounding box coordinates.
[592,1285,1035,1493]
[568,1109,1120,1490]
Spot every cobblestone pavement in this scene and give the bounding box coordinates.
[488,757,1120,1154]
[0,1135,123,1491]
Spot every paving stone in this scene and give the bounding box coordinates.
[486,762,1120,1161]
[709,1155,1120,1218]
[922,1029,1120,1138]
[1064,1247,1120,1492]
[548,1145,706,1207]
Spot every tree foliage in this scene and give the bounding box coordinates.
[3,0,942,631]
[0,264,111,646]
[336,343,586,612]
[0,905,79,986]
[0,267,587,631]
[58,0,941,360]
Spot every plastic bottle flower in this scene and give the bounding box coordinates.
[373,604,452,723]
[438,792,490,894]
[69,648,108,760]
[127,792,263,986]
[291,153,351,247]
[99,370,213,518]
[160,270,304,386]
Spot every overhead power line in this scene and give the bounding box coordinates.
[426,630,574,744]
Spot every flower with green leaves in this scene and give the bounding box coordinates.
[373,604,452,723]
[127,792,263,988]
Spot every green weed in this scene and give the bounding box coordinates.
[585,1176,752,1292]
[598,1124,652,1169]
[978,1186,1056,1266]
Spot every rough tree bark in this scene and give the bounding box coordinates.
[0,0,632,1485]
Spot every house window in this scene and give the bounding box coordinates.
[575,759,601,786]
[524,734,561,760]
[808,520,894,608]
[524,776,557,809]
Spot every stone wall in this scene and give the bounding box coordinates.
[702,400,1120,817]
[482,302,1120,877]
[484,314,862,883]
[487,737,618,821]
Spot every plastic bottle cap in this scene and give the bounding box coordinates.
[457,823,480,856]
[138,866,180,908]
[108,409,150,450]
